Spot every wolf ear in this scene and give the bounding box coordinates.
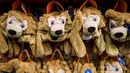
[94,30,105,55]
[70,10,86,57]
[105,34,119,56]
[98,15,106,28]
[70,33,86,57]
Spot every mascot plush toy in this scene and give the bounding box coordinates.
[99,0,130,72]
[0,1,36,57]
[72,55,97,73]
[104,0,130,57]
[98,55,124,73]
[36,1,86,57]
[0,50,37,73]
[104,0,130,71]
[42,49,71,73]
[70,0,106,56]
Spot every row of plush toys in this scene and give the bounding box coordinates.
[0,0,130,73]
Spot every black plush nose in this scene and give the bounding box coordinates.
[114,32,123,38]
[8,30,16,35]
[88,27,96,33]
[55,30,63,35]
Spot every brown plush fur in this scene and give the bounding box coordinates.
[73,62,83,73]
[16,61,37,73]
[0,58,37,73]
[0,10,37,57]
[98,58,124,73]
[105,9,130,72]
[104,9,130,56]
[105,9,130,27]
[0,59,20,72]
[70,6,106,57]
[36,11,73,57]
[72,60,97,73]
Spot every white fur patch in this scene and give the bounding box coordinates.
[109,20,127,41]
[82,15,100,35]
[6,16,16,23]
[58,69,65,73]
[22,20,28,30]
[6,22,22,37]
[110,26,127,40]
[48,16,55,27]
[83,34,92,40]
[105,62,123,73]
[48,69,54,73]
[48,16,66,37]
[73,70,78,73]
[51,24,65,37]
[6,16,28,38]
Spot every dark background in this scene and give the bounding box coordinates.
[0,0,130,15]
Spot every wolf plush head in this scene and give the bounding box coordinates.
[0,11,36,38]
[0,10,36,56]
[36,1,74,57]
[105,9,130,42]
[70,1,106,56]
[81,7,105,40]
[104,0,130,56]
[38,11,72,41]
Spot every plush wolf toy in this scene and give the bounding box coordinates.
[105,9,130,72]
[36,1,86,57]
[98,57,124,73]
[104,0,130,72]
[103,0,130,57]
[70,2,106,55]
[0,10,36,57]
[105,9,130,56]
[0,50,37,73]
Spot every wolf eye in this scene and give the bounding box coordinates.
[51,20,54,25]
[109,20,117,29]
[115,68,119,71]
[20,24,25,28]
[59,16,66,25]
[93,17,97,21]
[61,19,65,24]
[48,16,55,27]
[110,22,116,29]
[9,20,13,24]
